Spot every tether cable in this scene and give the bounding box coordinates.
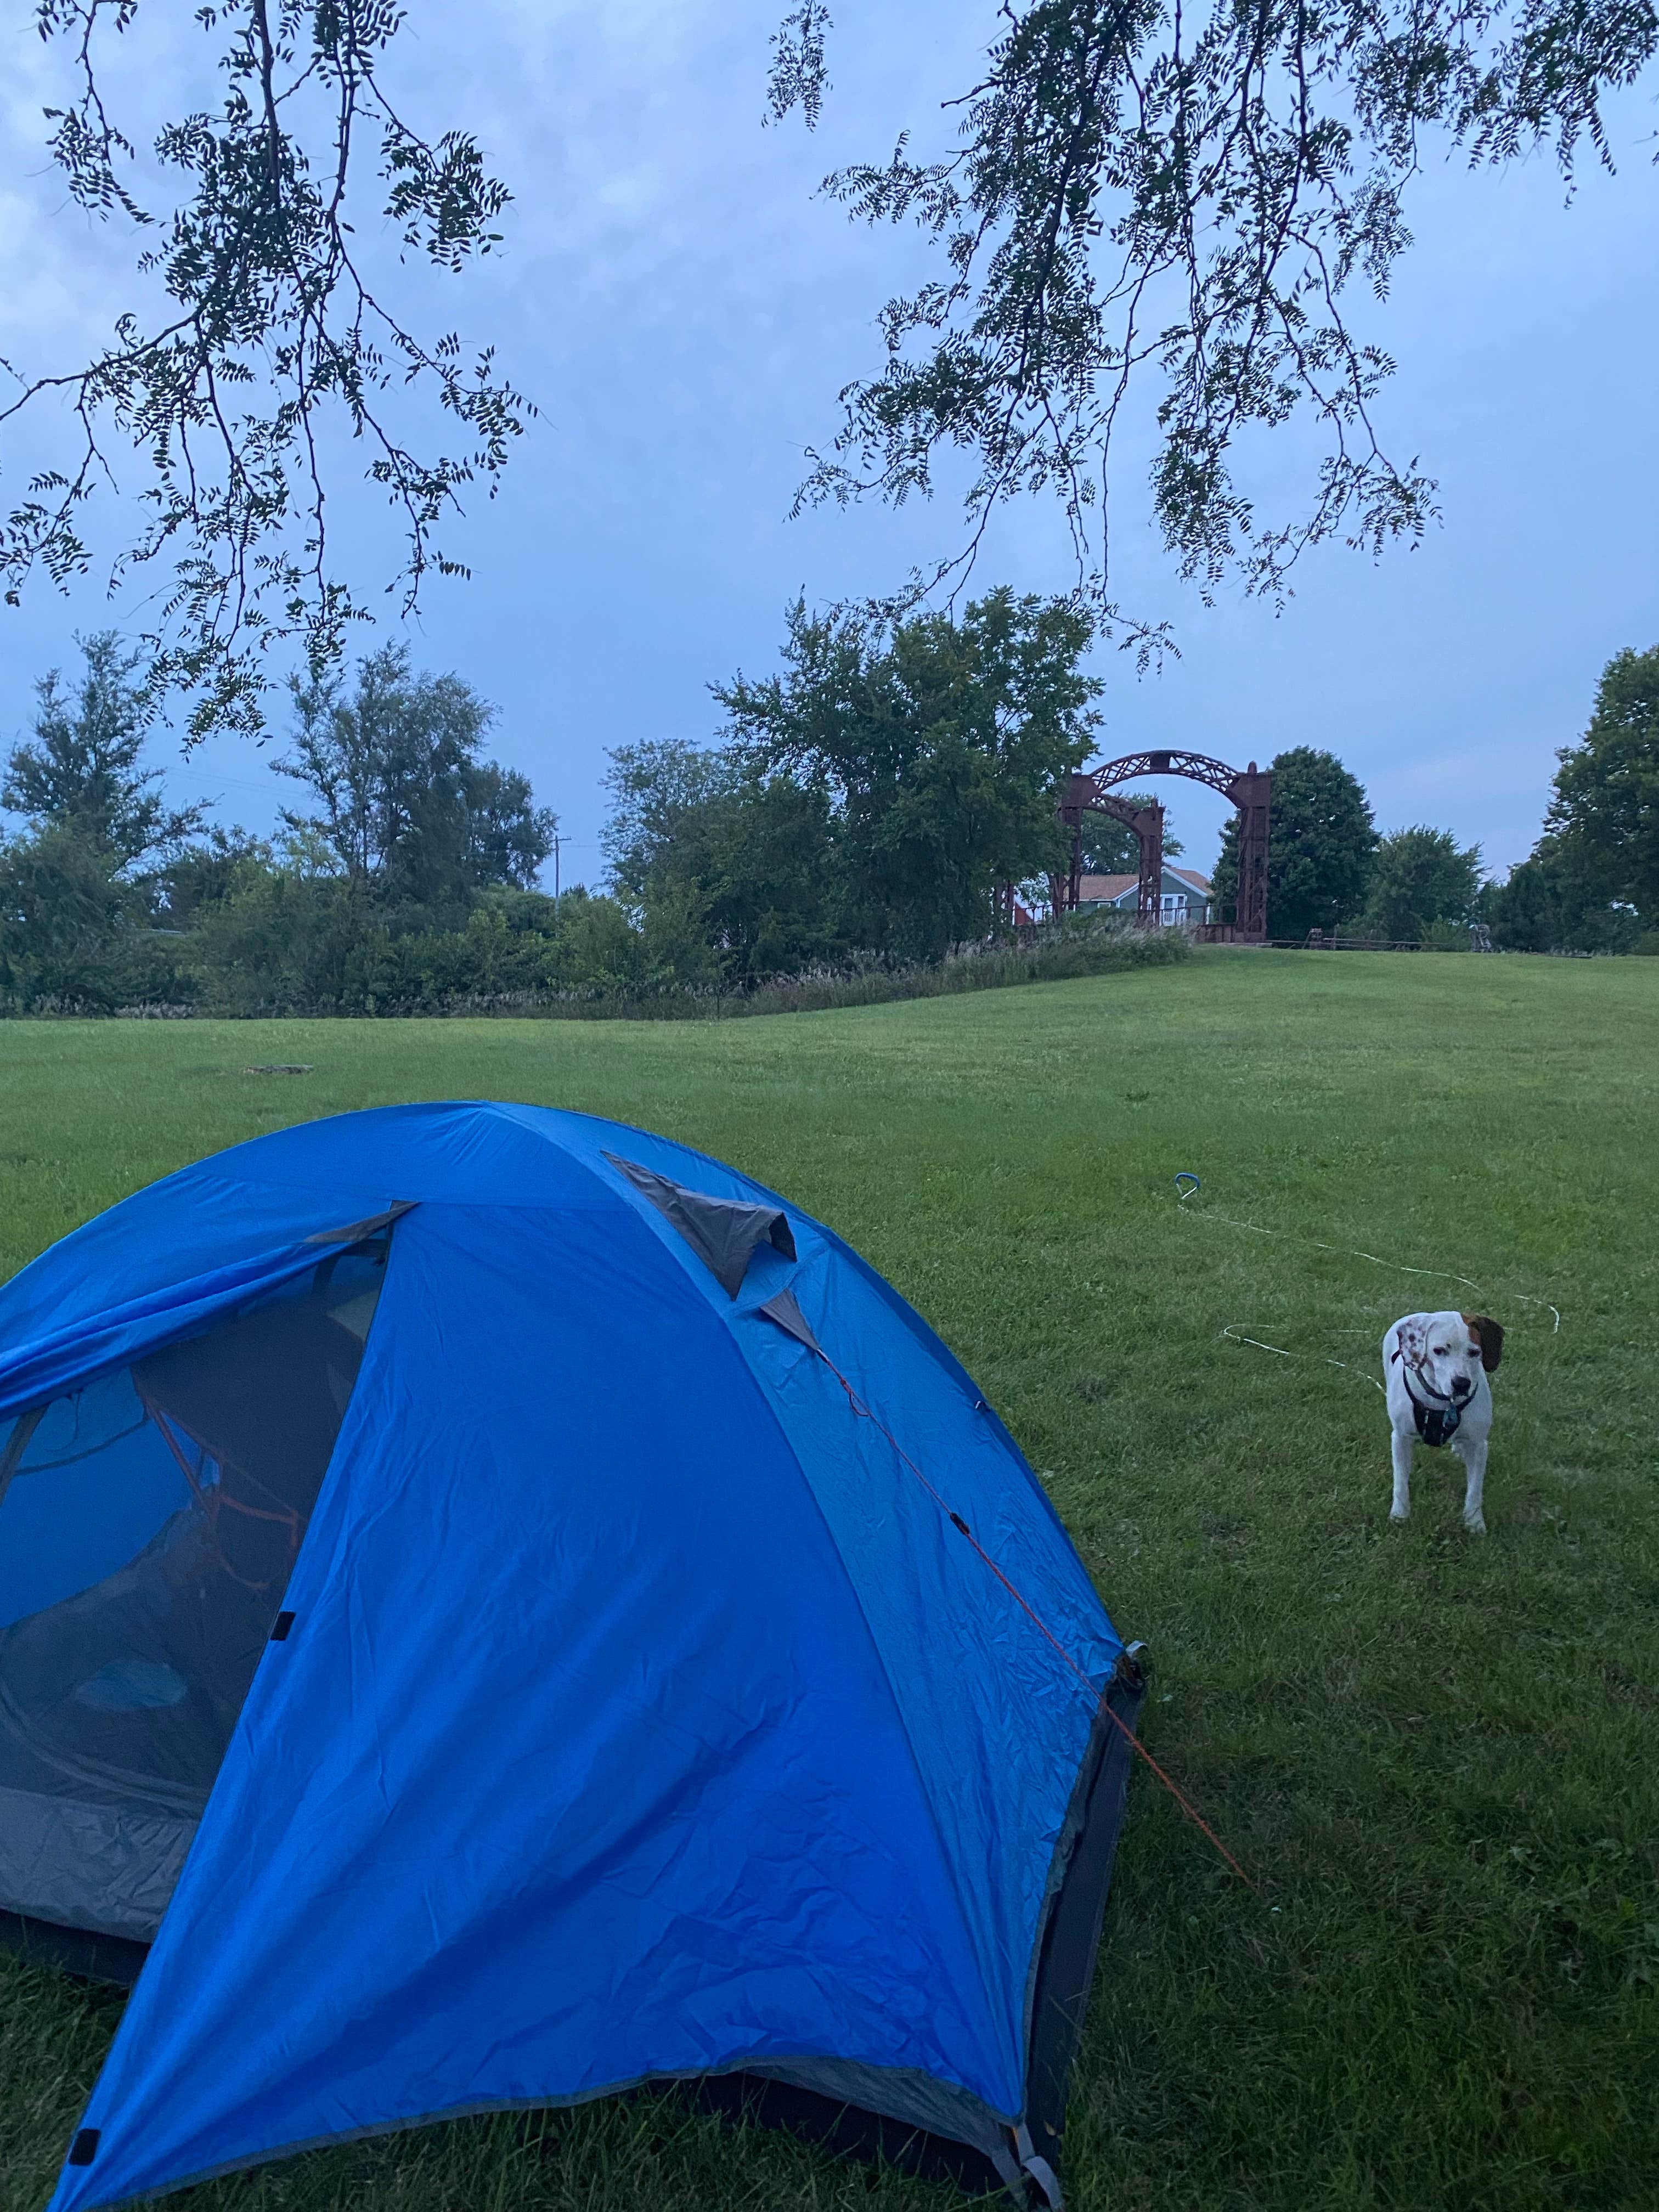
[1175,1177,1561,1331]
[808,1343,1255,1892]
[1220,1324,1386,1392]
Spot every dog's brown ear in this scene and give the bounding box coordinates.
[1462,1314,1504,1372]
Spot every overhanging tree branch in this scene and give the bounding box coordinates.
[2,1,528,741]
[771,0,1657,607]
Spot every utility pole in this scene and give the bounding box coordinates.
[551,830,565,902]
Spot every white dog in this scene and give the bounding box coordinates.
[1384,1311,1504,1534]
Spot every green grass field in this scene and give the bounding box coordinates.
[3,950,1656,2212]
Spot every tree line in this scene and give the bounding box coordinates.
[1209,648,1659,952]
[0,636,574,1015]
[1211,751,1486,947]
[0,3,1650,1001]
[3,614,1653,1014]
[1480,648,1659,954]
[0,591,1109,1015]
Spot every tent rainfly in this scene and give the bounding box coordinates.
[0,1102,1144,2210]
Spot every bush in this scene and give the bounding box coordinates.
[175,876,650,1016]
[0,825,196,1014]
[3,866,1187,1020]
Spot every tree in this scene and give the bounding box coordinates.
[602,741,742,906]
[278,645,555,905]
[1079,794,1181,875]
[716,588,1101,960]
[1211,747,1375,938]
[656,776,838,974]
[157,826,274,929]
[2,631,202,868]
[1542,645,1659,923]
[1361,826,1482,940]
[1480,854,1564,953]
[0,821,132,995]
[464,763,560,896]
[1474,648,1659,954]
[770,3,1658,610]
[603,739,845,975]
[3,3,525,736]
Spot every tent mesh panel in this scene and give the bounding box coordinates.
[0,1245,387,1938]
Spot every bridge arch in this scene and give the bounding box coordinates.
[1054,751,1273,940]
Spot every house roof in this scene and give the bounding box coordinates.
[1075,865,1212,905]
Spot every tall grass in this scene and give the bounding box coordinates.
[437,918,1189,1023]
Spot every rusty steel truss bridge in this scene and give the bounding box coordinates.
[1049,751,1273,940]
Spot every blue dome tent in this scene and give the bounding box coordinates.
[0,1103,1144,2210]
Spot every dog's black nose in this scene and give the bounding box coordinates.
[1451,1375,1474,1400]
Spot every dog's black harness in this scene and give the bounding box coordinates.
[1391,1347,1463,1447]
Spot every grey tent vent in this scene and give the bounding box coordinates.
[306,1200,418,1246]
[606,1157,795,1298]
[757,1291,821,1356]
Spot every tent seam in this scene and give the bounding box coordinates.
[721,1301,1029,2121]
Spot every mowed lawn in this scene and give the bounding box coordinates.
[2,950,1656,2212]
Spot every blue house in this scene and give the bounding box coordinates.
[1076,864,1212,926]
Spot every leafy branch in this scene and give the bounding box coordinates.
[771,0,1657,609]
[2,1,528,739]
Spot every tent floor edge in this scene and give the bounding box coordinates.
[42,2068,1027,2212]
[0,1908,148,1988]
[674,2074,1010,2198]
[2,1920,1068,2212]
[1020,1649,1148,2172]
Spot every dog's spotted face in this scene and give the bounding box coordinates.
[1399,1310,1504,1403]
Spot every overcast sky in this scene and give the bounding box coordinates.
[2,1,1656,884]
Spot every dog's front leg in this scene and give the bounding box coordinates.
[1390,1429,1413,1521]
[1458,1437,1488,1536]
